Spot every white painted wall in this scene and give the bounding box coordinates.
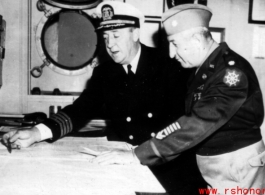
[208,0,265,132]
[0,0,264,131]
[0,1,26,113]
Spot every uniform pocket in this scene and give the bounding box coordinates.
[248,151,265,167]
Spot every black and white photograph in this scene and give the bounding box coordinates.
[0,0,265,195]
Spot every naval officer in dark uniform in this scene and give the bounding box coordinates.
[2,1,207,194]
[92,3,265,194]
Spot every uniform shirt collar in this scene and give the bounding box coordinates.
[123,46,141,74]
[196,42,224,75]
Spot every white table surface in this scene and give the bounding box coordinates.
[0,136,165,195]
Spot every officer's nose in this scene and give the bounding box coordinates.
[107,37,115,49]
[169,43,176,58]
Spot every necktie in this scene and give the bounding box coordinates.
[127,64,134,84]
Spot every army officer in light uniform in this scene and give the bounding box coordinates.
[2,1,207,194]
[92,3,265,194]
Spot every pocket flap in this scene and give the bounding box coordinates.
[248,151,265,167]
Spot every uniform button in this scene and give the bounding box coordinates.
[148,113,153,118]
[228,61,235,66]
[129,135,133,140]
[202,74,207,80]
[151,132,155,137]
[126,117,131,122]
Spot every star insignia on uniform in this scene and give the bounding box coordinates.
[224,69,240,87]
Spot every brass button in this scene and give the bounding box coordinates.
[126,117,131,122]
[151,132,155,137]
[148,113,153,118]
[129,135,133,140]
[202,74,207,80]
[228,61,235,66]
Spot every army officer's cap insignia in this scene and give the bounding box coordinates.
[223,68,241,87]
[102,5,114,21]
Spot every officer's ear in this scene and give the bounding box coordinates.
[191,32,203,44]
[132,28,140,42]
[190,31,205,51]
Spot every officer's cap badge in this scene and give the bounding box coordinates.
[96,1,144,31]
[102,5,114,21]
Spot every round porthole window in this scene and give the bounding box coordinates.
[34,2,99,76]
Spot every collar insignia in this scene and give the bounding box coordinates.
[194,93,201,101]
[197,84,204,90]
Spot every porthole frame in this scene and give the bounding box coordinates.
[35,7,98,76]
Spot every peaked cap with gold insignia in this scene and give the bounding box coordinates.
[96,1,144,31]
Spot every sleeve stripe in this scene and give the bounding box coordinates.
[50,111,73,137]
[51,116,65,137]
[169,125,175,132]
[165,128,169,135]
[150,141,162,158]
[55,113,69,135]
[172,123,178,130]
[60,112,73,134]
[175,122,181,129]
[52,115,65,136]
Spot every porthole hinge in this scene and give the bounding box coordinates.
[37,0,52,18]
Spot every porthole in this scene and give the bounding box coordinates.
[35,7,98,76]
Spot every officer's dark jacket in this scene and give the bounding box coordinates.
[135,42,264,165]
[42,44,189,145]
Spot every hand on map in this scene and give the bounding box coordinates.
[85,148,140,165]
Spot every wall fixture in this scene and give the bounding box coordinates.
[249,0,265,24]
[167,0,207,8]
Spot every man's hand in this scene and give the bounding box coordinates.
[90,149,140,165]
[1,127,41,149]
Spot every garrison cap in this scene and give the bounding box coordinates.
[96,1,144,31]
[162,4,212,36]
